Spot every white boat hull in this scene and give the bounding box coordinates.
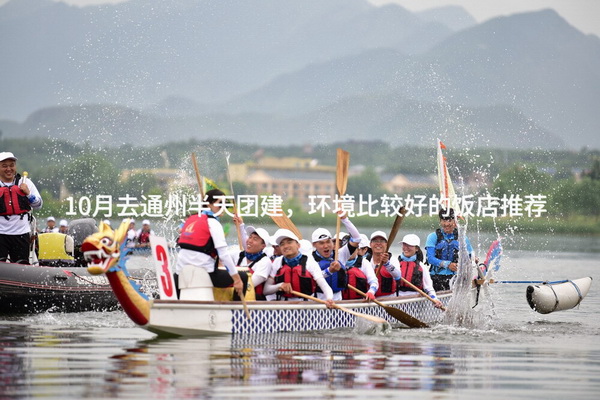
[143,292,451,336]
[526,277,592,314]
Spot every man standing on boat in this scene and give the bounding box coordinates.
[425,208,474,291]
[263,229,334,307]
[0,152,43,264]
[174,189,247,300]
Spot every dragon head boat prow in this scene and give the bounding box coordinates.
[82,220,130,275]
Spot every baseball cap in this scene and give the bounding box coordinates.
[358,234,369,248]
[47,216,55,222]
[273,229,300,246]
[0,152,17,162]
[59,219,68,227]
[401,234,420,247]
[370,230,388,241]
[246,226,271,246]
[311,228,332,243]
[142,219,150,225]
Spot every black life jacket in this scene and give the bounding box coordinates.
[237,251,267,299]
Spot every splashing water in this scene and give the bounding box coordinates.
[442,223,494,328]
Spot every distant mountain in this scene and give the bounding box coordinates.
[0,0,598,150]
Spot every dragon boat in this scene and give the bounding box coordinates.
[82,220,450,337]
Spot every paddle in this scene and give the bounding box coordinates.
[334,148,350,261]
[270,209,303,240]
[190,153,205,200]
[347,285,429,328]
[290,290,387,324]
[399,277,446,311]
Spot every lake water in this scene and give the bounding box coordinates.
[1,229,599,399]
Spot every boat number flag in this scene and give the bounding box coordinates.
[150,236,177,300]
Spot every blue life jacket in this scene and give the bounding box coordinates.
[313,251,347,293]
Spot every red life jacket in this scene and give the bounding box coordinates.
[0,185,31,217]
[237,251,267,300]
[375,264,397,297]
[177,214,217,257]
[342,265,368,300]
[398,259,424,291]
[274,255,316,298]
[138,230,151,244]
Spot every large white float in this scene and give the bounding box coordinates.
[526,277,592,314]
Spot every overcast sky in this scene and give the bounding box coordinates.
[1,0,598,36]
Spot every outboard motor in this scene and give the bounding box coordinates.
[68,218,98,267]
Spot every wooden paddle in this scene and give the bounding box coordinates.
[347,285,429,328]
[334,148,350,261]
[190,153,205,200]
[399,278,446,311]
[270,210,303,239]
[290,290,387,325]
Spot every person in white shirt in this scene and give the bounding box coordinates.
[231,224,273,300]
[0,152,43,264]
[174,189,246,299]
[263,229,334,307]
[42,216,58,233]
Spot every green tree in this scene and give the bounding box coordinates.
[61,154,121,197]
[491,164,552,197]
[346,167,386,200]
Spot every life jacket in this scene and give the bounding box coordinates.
[313,251,347,293]
[0,182,31,219]
[38,233,74,260]
[398,259,424,291]
[342,257,368,300]
[237,251,267,300]
[177,214,217,257]
[375,260,398,297]
[138,230,151,244]
[274,255,316,298]
[433,228,459,265]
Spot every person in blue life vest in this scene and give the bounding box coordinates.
[311,212,362,301]
[230,215,273,301]
[398,234,443,309]
[0,152,43,264]
[368,231,402,298]
[263,229,334,307]
[425,208,474,291]
[174,189,247,300]
[341,234,378,301]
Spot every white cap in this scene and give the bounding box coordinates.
[358,234,369,248]
[299,239,313,255]
[103,219,111,226]
[246,226,271,246]
[311,227,332,243]
[370,231,388,241]
[0,152,17,162]
[142,219,150,225]
[47,216,55,222]
[59,219,68,227]
[273,229,300,246]
[401,233,420,247]
[123,218,135,223]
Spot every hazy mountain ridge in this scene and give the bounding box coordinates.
[0,0,597,149]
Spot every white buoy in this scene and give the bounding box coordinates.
[526,277,592,314]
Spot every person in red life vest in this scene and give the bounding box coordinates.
[263,229,334,307]
[135,219,154,248]
[342,234,378,301]
[398,234,443,308]
[231,219,273,301]
[0,152,43,264]
[174,189,246,300]
[368,230,402,298]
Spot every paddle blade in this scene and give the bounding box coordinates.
[383,305,429,328]
[336,148,350,195]
[270,211,302,240]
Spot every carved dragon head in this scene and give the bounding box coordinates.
[82,219,130,275]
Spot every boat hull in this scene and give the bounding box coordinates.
[142,292,452,336]
[0,261,149,313]
[526,277,593,314]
